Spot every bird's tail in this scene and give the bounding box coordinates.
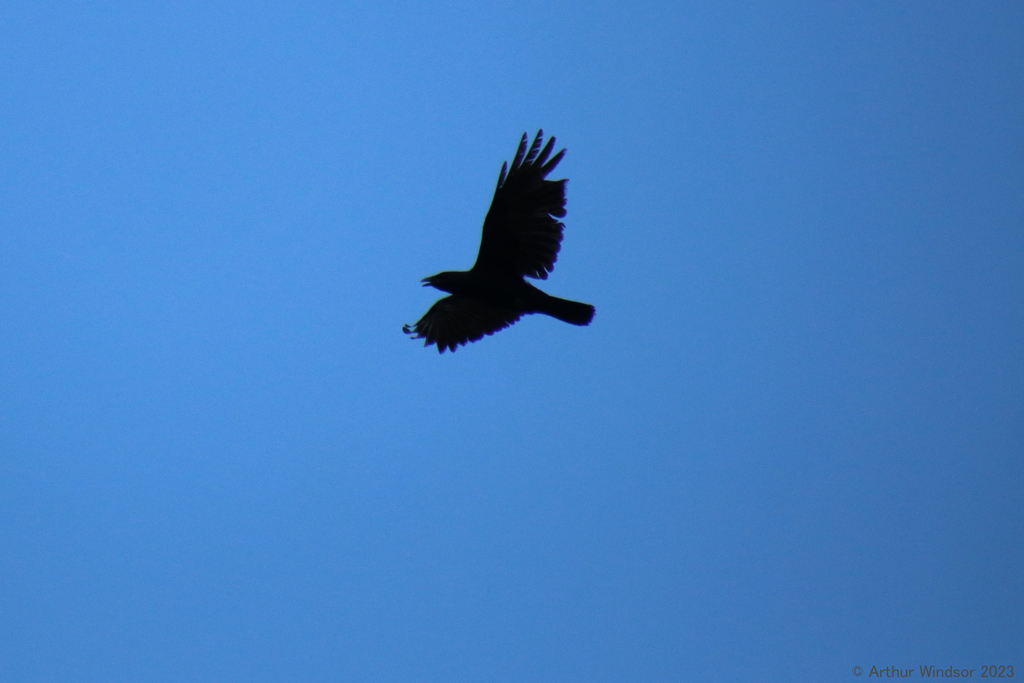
[540,295,595,326]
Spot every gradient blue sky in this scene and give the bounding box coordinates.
[1,1,1021,681]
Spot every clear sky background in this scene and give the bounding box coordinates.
[1,1,1021,681]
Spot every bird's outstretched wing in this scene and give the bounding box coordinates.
[474,130,567,280]
[403,295,522,353]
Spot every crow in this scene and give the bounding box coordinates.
[403,131,595,353]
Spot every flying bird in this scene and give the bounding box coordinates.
[403,130,595,353]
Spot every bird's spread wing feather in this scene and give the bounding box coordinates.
[475,130,567,280]
[403,295,522,353]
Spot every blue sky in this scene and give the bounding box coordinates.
[1,1,1021,681]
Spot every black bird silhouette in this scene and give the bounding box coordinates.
[403,131,595,353]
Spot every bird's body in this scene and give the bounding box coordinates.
[404,131,594,353]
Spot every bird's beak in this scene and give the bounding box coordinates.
[421,277,432,287]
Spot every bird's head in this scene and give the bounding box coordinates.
[421,271,461,293]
